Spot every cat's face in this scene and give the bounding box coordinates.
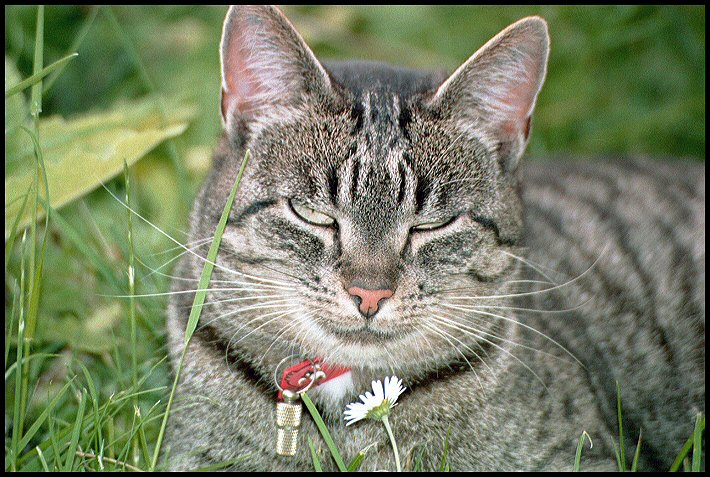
[198,5,548,373]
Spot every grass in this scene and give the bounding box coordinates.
[4,5,705,473]
[573,381,705,472]
[150,149,249,470]
[301,392,348,472]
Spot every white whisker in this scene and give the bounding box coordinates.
[104,285,294,299]
[437,309,577,366]
[430,313,554,388]
[425,316,500,385]
[441,304,582,367]
[500,249,560,285]
[101,183,297,288]
[195,294,298,308]
[147,236,215,258]
[257,311,316,366]
[454,295,594,315]
[421,322,486,393]
[439,246,607,300]
[225,308,299,359]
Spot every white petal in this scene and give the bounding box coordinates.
[344,413,365,426]
[384,375,405,404]
[371,380,384,402]
[343,376,407,425]
[384,377,394,396]
[344,402,368,424]
[360,394,380,409]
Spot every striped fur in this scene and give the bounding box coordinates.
[166,6,704,471]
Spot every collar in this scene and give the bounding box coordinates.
[277,357,350,401]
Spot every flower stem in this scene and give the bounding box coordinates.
[381,414,401,472]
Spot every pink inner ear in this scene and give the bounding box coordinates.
[499,114,532,143]
[493,63,542,138]
[219,6,332,125]
[222,26,268,120]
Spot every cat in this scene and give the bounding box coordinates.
[165,5,705,471]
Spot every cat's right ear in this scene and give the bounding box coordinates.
[429,17,549,173]
[220,5,333,134]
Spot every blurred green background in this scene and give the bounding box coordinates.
[7,5,705,163]
[3,5,706,471]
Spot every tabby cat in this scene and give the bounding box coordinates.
[166,5,705,471]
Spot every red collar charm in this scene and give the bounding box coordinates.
[275,357,351,456]
[277,356,350,401]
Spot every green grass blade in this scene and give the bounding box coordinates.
[574,431,593,471]
[5,353,62,381]
[631,429,642,472]
[43,5,98,92]
[5,282,19,369]
[15,5,45,453]
[116,406,141,467]
[669,416,703,473]
[30,4,44,118]
[611,437,622,472]
[18,124,51,448]
[190,456,251,471]
[135,405,152,467]
[48,414,63,471]
[4,377,76,469]
[412,448,426,472]
[301,392,347,472]
[309,436,323,472]
[17,4,51,448]
[18,124,51,300]
[616,381,626,471]
[124,161,138,386]
[150,150,250,471]
[347,451,365,472]
[347,442,376,472]
[4,187,31,269]
[9,231,28,471]
[183,150,250,342]
[64,389,88,471]
[439,425,452,472]
[77,361,103,464]
[35,446,50,472]
[4,53,78,98]
[124,161,140,467]
[692,413,703,472]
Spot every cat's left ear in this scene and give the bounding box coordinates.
[429,17,549,172]
[219,5,334,135]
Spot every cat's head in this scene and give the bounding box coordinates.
[199,5,549,375]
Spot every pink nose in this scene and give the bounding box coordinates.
[347,287,394,317]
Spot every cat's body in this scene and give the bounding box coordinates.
[166,6,704,471]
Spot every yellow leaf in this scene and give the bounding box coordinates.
[4,96,194,239]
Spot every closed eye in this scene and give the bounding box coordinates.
[289,199,336,227]
[411,216,457,232]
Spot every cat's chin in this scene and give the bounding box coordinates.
[331,326,399,343]
[302,323,424,370]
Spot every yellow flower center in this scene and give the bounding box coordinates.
[365,399,392,421]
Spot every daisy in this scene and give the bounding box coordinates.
[344,376,406,471]
[344,376,406,425]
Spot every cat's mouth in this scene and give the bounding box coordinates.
[325,318,411,345]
